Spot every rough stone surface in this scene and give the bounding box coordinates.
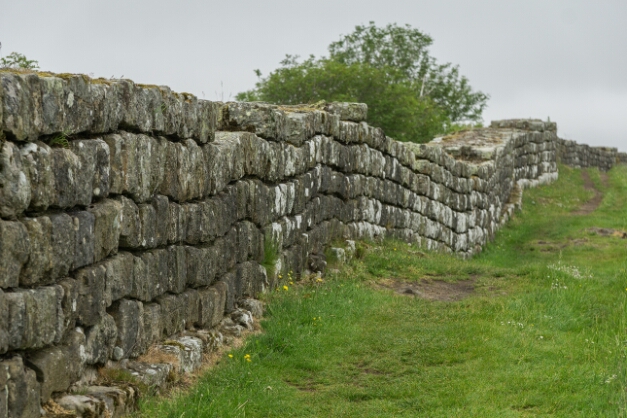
[0,356,40,418]
[239,298,264,318]
[0,72,622,415]
[0,220,30,289]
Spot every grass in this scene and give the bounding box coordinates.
[137,164,627,417]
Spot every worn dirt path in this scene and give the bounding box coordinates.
[572,170,608,215]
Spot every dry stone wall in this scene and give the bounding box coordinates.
[557,138,621,171]
[0,71,621,417]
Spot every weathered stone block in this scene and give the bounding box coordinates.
[158,139,208,202]
[87,199,122,262]
[131,250,168,302]
[70,138,110,201]
[81,385,137,418]
[21,213,73,287]
[19,141,56,212]
[75,263,107,327]
[142,303,162,345]
[182,289,200,329]
[0,290,7,355]
[1,72,43,142]
[166,245,187,294]
[109,299,145,359]
[70,210,95,270]
[156,293,186,337]
[103,252,134,306]
[166,201,186,243]
[25,341,84,402]
[0,141,31,219]
[50,147,83,208]
[104,132,167,203]
[219,102,286,141]
[116,195,141,249]
[0,220,30,289]
[56,394,106,418]
[0,356,40,418]
[324,102,367,122]
[84,314,117,365]
[5,286,64,351]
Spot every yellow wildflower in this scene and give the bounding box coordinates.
[283,285,289,291]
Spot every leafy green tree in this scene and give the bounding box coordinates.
[238,55,447,142]
[238,23,488,143]
[0,52,40,70]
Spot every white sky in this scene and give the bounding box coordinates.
[2,0,626,150]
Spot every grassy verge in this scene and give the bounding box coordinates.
[138,165,627,417]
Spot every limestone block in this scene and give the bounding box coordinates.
[156,293,186,337]
[103,252,134,306]
[70,211,96,270]
[137,203,157,249]
[182,289,200,329]
[197,286,222,329]
[142,303,162,345]
[0,356,41,418]
[109,299,146,359]
[196,99,219,143]
[151,195,170,246]
[219,102,286,141]
[57,278,79,333]
[159,139,208,202]
[284,112,315,145]
[51,147,84,208]
[0,220,30,289]
[0,141,31,218]
[126,361,173,388]
[84,314,117,365]
[0,290,7,355]
[1,72,43,142]
[87,199,122,262]
[56,394,106,418]
[25,341,84,402]
[56,75,105,135]
[131,250,168,302]
[5,286,64,350]
[231,308,254,330]
[115,195,141,248]
[166,245,187,294]
[324,102,367,122]
[158,336,203,373]
[81,385,137,418]
[20,213,73,286]
[70,138,110,201]
[104,132,167,203]
[238,298,263,319]
[166,201,187,244]
[19,141,56,212]
[219,270,237,313]
[75,263,107,327]
[185,246,214,288]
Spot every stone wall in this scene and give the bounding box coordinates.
[557,138,620,171]
[0,71,617,416]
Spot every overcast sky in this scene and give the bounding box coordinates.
[2,0,626,150]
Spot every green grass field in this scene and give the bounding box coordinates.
[138,164,627,417]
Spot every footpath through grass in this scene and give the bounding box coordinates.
[138,165,627,417]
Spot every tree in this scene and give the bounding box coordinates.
[0,51,40,70]
[237,22,489,143]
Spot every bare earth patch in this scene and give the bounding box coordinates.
[377,278,476,301]
[572,170,608,215]
[586,227,627,239]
